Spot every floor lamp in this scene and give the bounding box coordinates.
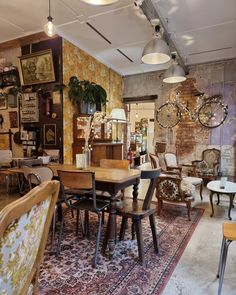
[110,108,126,142]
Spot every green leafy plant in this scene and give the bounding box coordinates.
[68,76,107,111]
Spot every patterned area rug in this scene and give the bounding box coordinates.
[39,204,204,295]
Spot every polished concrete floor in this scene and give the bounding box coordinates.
[0,172,236,295]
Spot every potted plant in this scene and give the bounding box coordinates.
[68,76,107,114]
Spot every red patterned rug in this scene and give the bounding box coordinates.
[39,204,204,295]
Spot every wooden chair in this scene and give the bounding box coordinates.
[105,169,161,265]
[0,149,16,193]
[192,148,220,184]
[57,170,110,267]
[164,152,182,173]
[150,153,203,200]
[149,153,181,176]
[156,176,195,220]
[0,180,59,295]
[217,222,236,295]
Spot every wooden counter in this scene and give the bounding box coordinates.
[72,142,123,166]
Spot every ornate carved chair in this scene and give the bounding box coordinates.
[0,180,59,295]
[156,176,195,220]
[150,153,203,200]
[192,148,221,184]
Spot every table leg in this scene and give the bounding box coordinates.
[210,191,214,217]
[216,193,220,205]
[107,194,117,259]
[133,179,140,200]
[228,194,234,220]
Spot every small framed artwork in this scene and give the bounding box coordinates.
[19,49,55,86]
[44,124,56,145]
[9,111,18,128]
[0,93,7,110]
[8,94,18,108]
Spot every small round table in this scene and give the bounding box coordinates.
[207,180,236,220]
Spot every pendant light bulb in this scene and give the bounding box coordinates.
[44,0,56,37]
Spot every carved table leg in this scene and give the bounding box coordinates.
[210,191,214,217]
[133,179,140,200]
[107,194,117,259]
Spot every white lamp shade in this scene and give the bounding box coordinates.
[80,0,118,5]
[110,108,126,122]
[141,36,171,65]
[163,63,186,83]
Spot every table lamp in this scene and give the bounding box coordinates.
[110,108,126,142]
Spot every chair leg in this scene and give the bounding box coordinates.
[199,182,203,200]
[119,217,128,241]
[76,209,79,236]
[50,205,58,254]
[93,212,102,268]
[186,201,191,221]
[149,214,159,254]
[134,219,145,265]
[217,238,232,295]
[157,199,162,215]
[131,220,135,240]
[84,210,90,237]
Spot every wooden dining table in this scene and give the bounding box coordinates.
[10,163,141,258]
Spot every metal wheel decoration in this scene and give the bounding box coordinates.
[198,100,228,128]
[156,102,181,128]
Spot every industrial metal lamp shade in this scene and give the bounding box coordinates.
[163,63,186,83]
[81,0,118,5]
[141,36,171,65]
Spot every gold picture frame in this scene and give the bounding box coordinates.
[19,49,55,86]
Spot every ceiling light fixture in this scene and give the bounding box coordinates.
[81,0,118,5]
[163,54,186,83]
[141,25,171,65]
[44,0,56,37]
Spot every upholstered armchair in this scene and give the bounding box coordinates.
[164,152,182,173]
[192,148,220,183]
[0,180,59,295]
[156,176,195,220]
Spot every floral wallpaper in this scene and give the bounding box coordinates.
[62,39,123,164]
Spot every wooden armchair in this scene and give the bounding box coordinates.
[156,176,195,220]
[164,152,182,173]
[192,148,220,183]
[0,180,59,295]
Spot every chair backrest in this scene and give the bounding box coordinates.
[19,158,43,167]
[141,169,161,210]
[100,159,129,170]
[156,176,184,202]
[0,180,59,295]
[149,153,161,170]
[192,148,221,175]
[0,149,12,167]
[57,170,99,211]
[164,152,178,167]
[22,166,53,188]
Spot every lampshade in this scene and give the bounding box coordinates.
[163,63,186,83]
[110,108,126,122]
[141,35,171,65]
[80,0,118,5]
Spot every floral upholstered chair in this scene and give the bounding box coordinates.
[156,176,195,220]
[0,180,59,295]
[192,148,220,183]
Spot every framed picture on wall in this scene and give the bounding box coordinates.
[44,124,56,145]
[0,93,7,110]
[19,49,55,86]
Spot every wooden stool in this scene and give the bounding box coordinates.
[217,222,236,295]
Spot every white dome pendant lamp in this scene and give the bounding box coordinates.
[141,25,171,65]
[163,54,186,83]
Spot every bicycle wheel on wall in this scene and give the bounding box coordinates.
[156,103,181,128]
[198,100,228,128]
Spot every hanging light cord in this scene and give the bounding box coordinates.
[48,0,52,21]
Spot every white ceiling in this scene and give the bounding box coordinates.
[0,0,235,76]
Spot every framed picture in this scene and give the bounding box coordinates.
[0,93,7,109]
[19,49,55,86]
[9,111,18,128]
[44,124,56,145]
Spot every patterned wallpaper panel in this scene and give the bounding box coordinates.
[62,39,123,164]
